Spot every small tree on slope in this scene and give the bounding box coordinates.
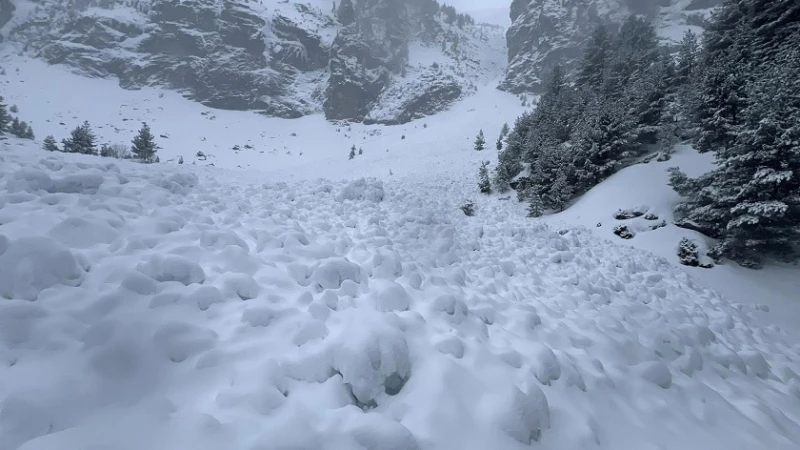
[349,144,356,160]
[63,121,97,154]
[131,122,159,163]
[42,135,59,152]
[474,129,486,151]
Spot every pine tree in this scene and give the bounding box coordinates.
[349,144,356,159]
[22,122,34,140]
[358,147,363,155]
[576,24,612,89]
[337,0,355,26]
[474,129,486,151]
[527,191,544,217]
[42,135,59,152]
[131,122,158,163]
[179,155,184,164]
[63,121,97,154]
[496,134,503,151]
[676,30,699,84]
[9,117,23,137]
[100,144,113,157]
[545,169,573,212]
[478,161,491,194]
[500,122,510,138]
[0,96,9,134]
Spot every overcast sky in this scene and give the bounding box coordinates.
[445,0,512,25]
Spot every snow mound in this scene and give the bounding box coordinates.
[1,141,800,450]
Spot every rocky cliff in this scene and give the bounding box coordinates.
[1,0,502,123]
[500,0,719,93]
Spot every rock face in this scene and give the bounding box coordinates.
[1,0,501,124]
[500,0,720,93]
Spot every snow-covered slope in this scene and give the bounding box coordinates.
[3,42,800,450]
[0,0,504,123]
[0,53,521,176]
[3,136,800,450]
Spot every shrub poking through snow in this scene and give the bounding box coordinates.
[678,237,700,266]
[649,220,667,230]
[644,212,659,220]
[613,224,634,239]
[613,208,646,220]
[461,200,475,216]
[349,144,356,160]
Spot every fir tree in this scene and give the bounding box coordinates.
[337,0,355,26]
[527,191,544,217]
[358,147,363,155]
[131,122,159,163]
[478,161,491,194]
[22,122,34,140]
[0,96,9,134]
[349,144,356,159]
[576,24,612,89]
[545,170,573,212]
[42,135,59,152]
[474,129,486,151]
[500,122,510,138]
[63,121,97,154]
[9,117,23,137]
[496,134,503,151]
[676,30,699,83]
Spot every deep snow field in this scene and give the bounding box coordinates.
[2,44,800,450]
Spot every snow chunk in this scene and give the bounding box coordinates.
[635,361,672,388]
[153,321,217,362]
[434,335,465,359]
[374,280,411,312]
[241,307,275,327]
[48,216,120,248]
[0,236,84,300]
[6,168,54,193]
[137,255,206,285]
[52,172,104,194]
[484,385,550,444]
[344,411,421,450]
[311,258,364,290]
[335,178,385,202]
[532,344,561,385]
[333,313,411,406]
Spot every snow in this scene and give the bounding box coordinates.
[2,33,800,450]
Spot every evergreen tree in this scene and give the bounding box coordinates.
[500,122,510,138]
[0,96,9,134]
[63,121,97,154]
[9,117,23,137]
[178,155,184,164]
[546,170,573,212]
[349,144,356,159]
[42,135,59,152]
[478,161,491,194]
[576,24,612,89]
[337,0,355,26]
[100,144,113,157]
[358,147,363,155]
[22,122,34,140]
[676,29,699,83]
[527,191,544,217]
[496,134,503,151]
[474,129,486,151]
[131,122,159,162]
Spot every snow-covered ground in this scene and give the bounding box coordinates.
[2,50,800,450]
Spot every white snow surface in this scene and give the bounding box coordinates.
[2,140,800,449]
[2,54,800,449]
